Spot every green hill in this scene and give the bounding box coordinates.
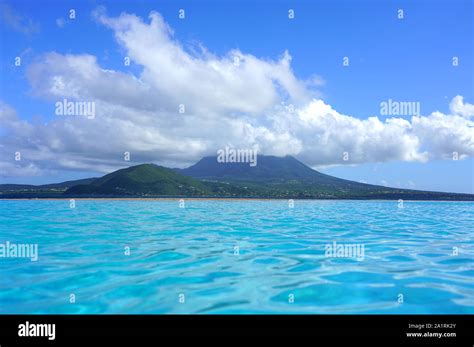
[66,164,212,196]
[2,156,473,200]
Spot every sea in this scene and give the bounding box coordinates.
[0,199,473,314]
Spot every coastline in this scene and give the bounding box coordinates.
[1,197,473,202]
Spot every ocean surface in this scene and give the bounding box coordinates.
[0,199,473,314]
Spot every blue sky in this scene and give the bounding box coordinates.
[0,0,473,193]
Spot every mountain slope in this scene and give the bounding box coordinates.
[2,156,473,200]
[178,155,384,190]
[177,155,474,200]
[66,164,212,196]
[40,178,98,189]
[177,155,335,183]
[0,178,97,193]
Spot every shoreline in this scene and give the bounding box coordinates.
[1,197,473,202]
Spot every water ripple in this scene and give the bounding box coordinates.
[0,200,473,313]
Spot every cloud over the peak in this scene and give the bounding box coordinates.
[1,9,473,176]
[92,9,314,113]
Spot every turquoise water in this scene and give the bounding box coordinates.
[0,199,473,314]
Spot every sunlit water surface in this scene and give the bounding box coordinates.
[0,200,473,314]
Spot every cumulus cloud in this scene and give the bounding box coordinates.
[92,9,314,112]
[450,95,474,118]
[0,9,473,176]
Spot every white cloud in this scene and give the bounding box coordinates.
[450,95,474,118]
[0,9,473,176]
